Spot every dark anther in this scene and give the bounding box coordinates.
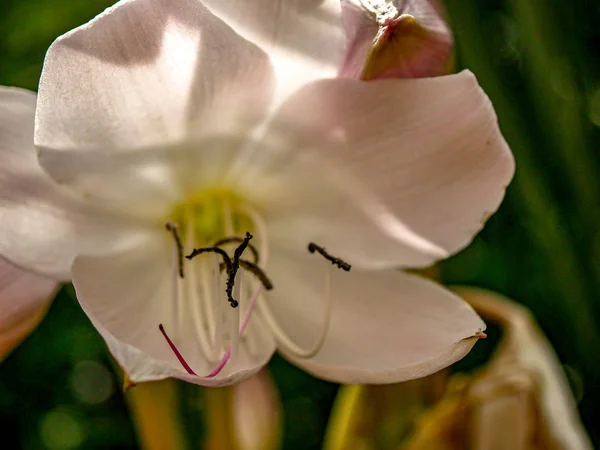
[307,242,352,271]
[165,221,184,278]
[186,246,232,274]
[212,237,259,264]
[219,259,273,291]
[186,232,254,309]
[225,232,253,308]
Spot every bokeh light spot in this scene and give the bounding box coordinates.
[40,410,86,450]
[70,360,114,405]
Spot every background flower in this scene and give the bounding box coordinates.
[0,258,58,361]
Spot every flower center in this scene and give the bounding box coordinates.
[170,188,254,248]
[158,188,271,377]
[157,188,353,379]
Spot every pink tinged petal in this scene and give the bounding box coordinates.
[340,0,453,80]
[200,0,346,102]
[0,87,148,280]
[36,137,254,222]
[35,0,275,158]
[71,235,277,387]
[268,71,515,268]
[264,250,485,384]
[0,258,59,360]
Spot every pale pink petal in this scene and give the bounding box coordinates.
[266,71,514,268]
[72,235,277,386]
[36,136,253,222]
[340,0,453,79]
[250,144,448,269]
[0,258,59,360]
[201,0,345,101]
[35,0,274,159]
[263,249,485,384]
[0,86,149,279]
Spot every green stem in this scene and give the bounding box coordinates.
[125,380,188,450]
[203,387,240,450]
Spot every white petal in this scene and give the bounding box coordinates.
[35,0,274,158]
[266,71,515,268]
[0,86,148,279]
[72,235,277,386]
[263,249,485,384]
[0,258,59,360]
[250,145,448,269]
[201,0,346,102]
[37,137,254,222]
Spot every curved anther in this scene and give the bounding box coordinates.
[225,232,253,308]
[219,259,273,291]
[165,221,184,278]
[186,232,254,308]
[212,236,259,264]
[186,246,232,269]
[308,242,352,271]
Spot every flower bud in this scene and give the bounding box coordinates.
[339,0,453,80]
[324,288,592,450]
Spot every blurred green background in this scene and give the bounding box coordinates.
[1,0,599,448]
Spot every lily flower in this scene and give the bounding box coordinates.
[0,0,514,386]
[340,0,454,79]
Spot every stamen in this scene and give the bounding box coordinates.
[218,259,273,291]
[186,246,232,273]
[186,233,254,308]
[258,264,337,359]
[158,324,197,375]
[212,254,223,355]
[225,232,253,308]
[213,236,260,264]
[308,242,352,271]
[230,272,241,362]
[240,205,269,266]
[205,283,263,378]
[165,221,184,278]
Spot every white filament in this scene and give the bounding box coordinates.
[258,265,333,359]
[184,213,214,360]
[212,253,223,356]
[169,242,183,330]
[240,204,270,266]
[240,205,334,359]
[230,272,241,362]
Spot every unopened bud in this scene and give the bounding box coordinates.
[340,0,453,80]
